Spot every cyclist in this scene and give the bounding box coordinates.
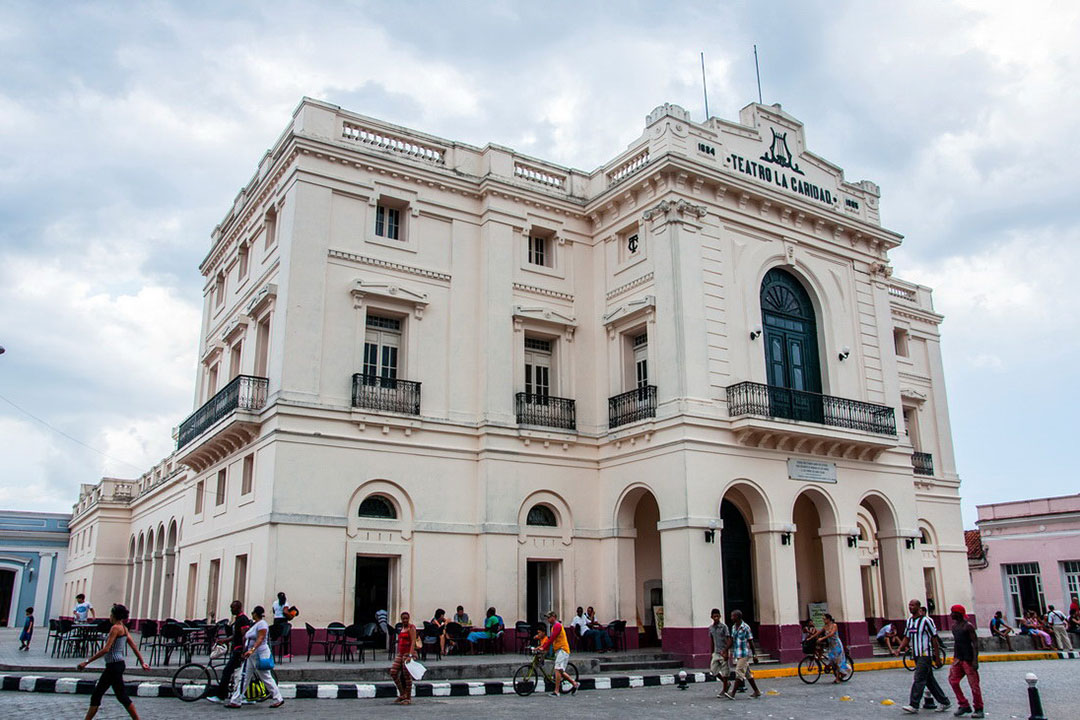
[536,610,579,697]
[207,600,250,704]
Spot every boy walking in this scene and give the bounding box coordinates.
[19,607,34,650]
[723,609,761,699]
[947,604,983,718]
[708,608,731,698]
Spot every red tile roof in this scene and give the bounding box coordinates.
[964,530,983,560]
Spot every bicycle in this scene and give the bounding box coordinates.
[512,648,580,696]
[171,643,278,702]
[901,645,945,671]
[797,645,854,684]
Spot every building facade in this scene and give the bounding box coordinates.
[969,494,1080,626]
[66,98,967,663]
[0,510,69,628]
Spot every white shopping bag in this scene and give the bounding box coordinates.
[405,659,426,681]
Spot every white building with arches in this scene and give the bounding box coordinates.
[65,98,967,664]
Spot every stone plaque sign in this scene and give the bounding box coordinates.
[787,458,837,483]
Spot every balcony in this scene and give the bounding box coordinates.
[515,393,576,431]
[352,373,421,415]
[912,451,934,476]
[176,375,268,472]
[609,385,657,429]
[725,381,898,460]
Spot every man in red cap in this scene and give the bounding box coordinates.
[948,604,983,718]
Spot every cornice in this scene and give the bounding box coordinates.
[512,282,574,302]
[606,272,655,301]
[328,248,451,282]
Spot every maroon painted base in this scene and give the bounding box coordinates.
[660,626,711,668]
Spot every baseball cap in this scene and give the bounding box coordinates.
[950,604,966,615]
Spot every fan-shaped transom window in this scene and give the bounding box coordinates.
[358,495,396,519]
[526,504,557,527]
[920,529,931,545]
[761,268,814,320]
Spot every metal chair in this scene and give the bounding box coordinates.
[325,622,346,661]
[304,622,335,661]
[606,620,627,652]
[445,621,468,656]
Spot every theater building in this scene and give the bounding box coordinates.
[65,98,968,663]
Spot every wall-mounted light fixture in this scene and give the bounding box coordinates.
[704,519,718,544]
[749,325,763,341]
[838,346,851,361]
[847,533,860,548]
[781,532,792,545]
[905,537,917,550]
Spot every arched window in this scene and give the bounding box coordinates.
[526,504,557,527]
[358,495,397,519]
[920,529,931,545]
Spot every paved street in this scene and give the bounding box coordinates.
[0,659,1070,719]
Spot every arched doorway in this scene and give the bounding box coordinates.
[162,521,178,619]
[792,489,842,626]
[761,268,823,422]
[615,487,663,648]
[859,495,903,624]
[720,499,754,627]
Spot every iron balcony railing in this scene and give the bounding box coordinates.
[351,373,421,415]
[726,381,896,436]
[912,451,934,476]
[177,375,269,449]
[515,392,576,431]
[609,385,657,428]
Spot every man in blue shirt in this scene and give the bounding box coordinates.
[722,609,761,700]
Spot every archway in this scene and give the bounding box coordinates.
[860,494,903,622]
[150,525,165,620]
[792,488,842,626]
[760,268,823,422]
[141,528,154,619]
[162,521,178,619]
[720,499,755,627]
[615,487,663,648]
[125,536,136,610]
[132,533,145,617]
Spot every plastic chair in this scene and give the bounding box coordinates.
[325,622,346,661]
[606,620,627,652]
[420,621,442,661]
[514,621,533,654]
[158,622,190,666]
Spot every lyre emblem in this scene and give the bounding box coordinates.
[760,128,805,176]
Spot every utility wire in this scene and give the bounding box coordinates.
[0,391,146,474]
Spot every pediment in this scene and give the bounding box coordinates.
[351,279,430,318]
[603,295,655,327]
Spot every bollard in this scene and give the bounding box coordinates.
[1025,672,1047,720]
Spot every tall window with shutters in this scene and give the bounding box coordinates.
[633,332,649,389]
[375,204,401,240]
[363,315,402,385]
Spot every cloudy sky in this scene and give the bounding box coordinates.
[1,1,1076,527]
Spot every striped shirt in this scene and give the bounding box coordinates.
[905,614,938,657]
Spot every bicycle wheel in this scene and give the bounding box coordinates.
[838,653,855,682]
[797,656,822,684]
[902,650,915,671]
[559,662,579,693]
[172,663,212,702]
[513,664,538,696]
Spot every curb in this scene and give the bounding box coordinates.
[1,651,1076,700]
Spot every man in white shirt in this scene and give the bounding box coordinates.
[571,607,589,638]
[73,593,94,622]
[1046,605,1073,651]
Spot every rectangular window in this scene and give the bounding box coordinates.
[375,204,401,240]
[233,554,248,607]
[241,454,254,495]
[230,341,243,380]
[528,235,549,267]
[903,407,920,450]
[1064,561,1080,606]
[264,208,277,250]
[215,469,227,506]
[524,337,552,399]
[363,314,402,384]
[195,480,204,515]
[1004,562,1045,621]
[894,328,910,358]
[238,244,249,279]
[254,315,270,377]
[206,363,219,399]
[633,332,649,389]
[206,559,221,621]
[214,273,226,308]
[185,563,199,619]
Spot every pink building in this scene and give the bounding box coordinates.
[970,494,1080,625]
